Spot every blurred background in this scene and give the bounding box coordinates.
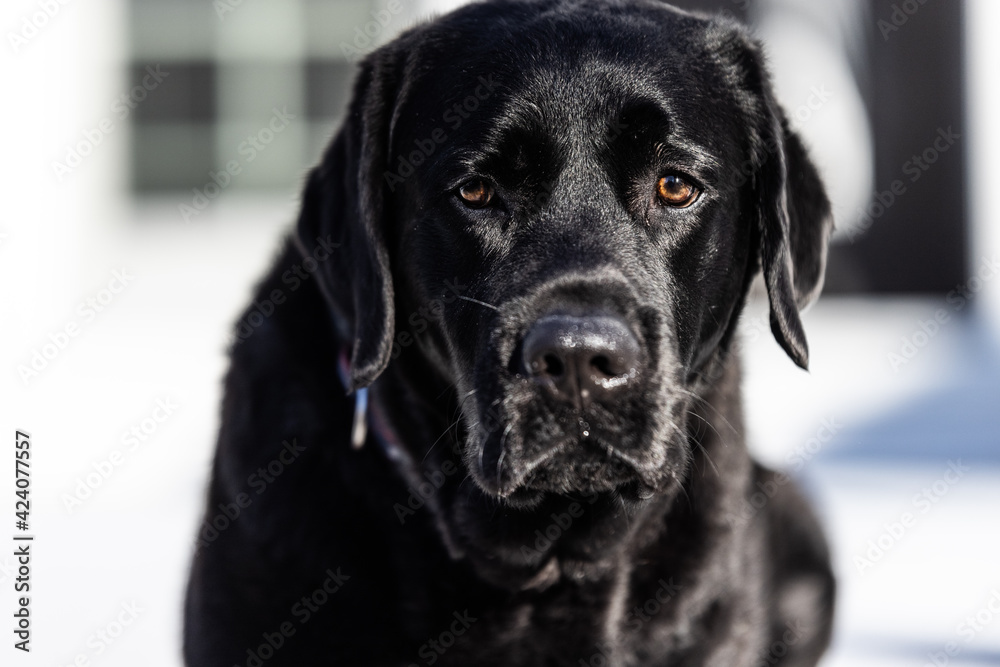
[1,0,997,664]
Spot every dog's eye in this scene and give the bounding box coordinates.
[457,179,495,208]
[655,174,699,208]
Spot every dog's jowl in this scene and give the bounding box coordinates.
[185,1,835,665]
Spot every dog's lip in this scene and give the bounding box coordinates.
[482,435,665,501]
[519,557,561,591]
[494,442,569,499]
[598,442,656,482]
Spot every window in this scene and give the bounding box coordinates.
[127,0,384,194]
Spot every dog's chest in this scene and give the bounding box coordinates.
[409,573,690,667]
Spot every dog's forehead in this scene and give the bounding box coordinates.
[395,3,752,169]
[498,56,704,140]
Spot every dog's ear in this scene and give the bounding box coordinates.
[294,49,403,391]
[736,36,834,370]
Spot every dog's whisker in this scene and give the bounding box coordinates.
[456,295,501,312]
[495,448,506,482]
[457,472,475,492]
[496,424,512,484]
[685,425,721,478]
[686,409,719,439]
[499,422,513,446]
[661,411,720,479]
[455,389,479,424]
[435,380,461,401]
[453,385,477,409]
[671,465,693,509]
[674,386,739,436]
[684,410,722,474]
[615,491,632,532]
[421,390,476,464]
[476,427,486,481]
[423,416,463,464]
[421,389,479,464]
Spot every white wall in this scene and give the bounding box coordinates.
[967,0,1000,340]
[415,0,472,17]
[1,0,128,347]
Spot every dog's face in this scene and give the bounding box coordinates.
[297,0,831,585]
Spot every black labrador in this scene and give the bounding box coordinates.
[185,1,835,665]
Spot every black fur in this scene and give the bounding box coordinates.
[184,1,835,665]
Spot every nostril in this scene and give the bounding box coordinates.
[542,353,564,378]
[590,355,614,378]
[521,313,641,400]
[530,352,565,378]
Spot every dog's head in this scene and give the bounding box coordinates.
[297,0,831,585]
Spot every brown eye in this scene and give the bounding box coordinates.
[458,179,495,208]
[655,174,699,208]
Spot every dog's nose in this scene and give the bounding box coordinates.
[522,314,641,405]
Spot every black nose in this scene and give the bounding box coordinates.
[521,313,641,407]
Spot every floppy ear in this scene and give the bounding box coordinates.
[294,49,403,391]
[742,43,834,370]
